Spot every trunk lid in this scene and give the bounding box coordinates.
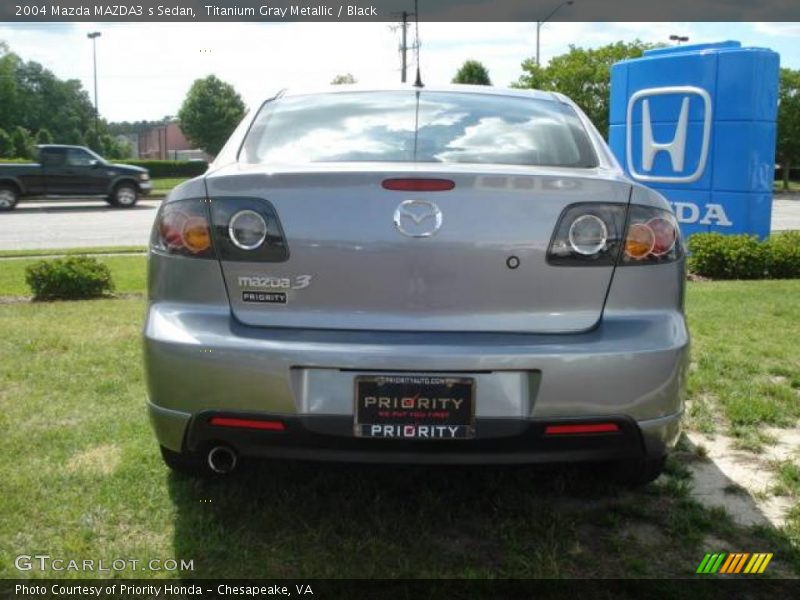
[206,163,631,333]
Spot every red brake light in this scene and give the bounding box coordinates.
[209,417,285,431]
[647,217,678,256]
[544,423,620,435]
[382,178,455,192]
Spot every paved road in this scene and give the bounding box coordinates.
[0,199,162,250]
[1,196,799,251]
[772,196,800,232]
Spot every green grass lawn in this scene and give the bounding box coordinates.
[686,280,800,447]
[1,260,799,580]
[0,246,146,259]
[773,180,800,193]
[151,177,189,195]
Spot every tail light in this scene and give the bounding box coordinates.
[209,197,288,262]
[547,203,626,266]
[151,197,288,262]
[547,203,682,266]
[152,198,214,259]
[620,205,681,264]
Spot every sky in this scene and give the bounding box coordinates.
[0,21,798,122]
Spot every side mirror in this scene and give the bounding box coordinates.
[89,160,100,168]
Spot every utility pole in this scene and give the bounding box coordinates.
[392,8,416,83]
[87,31,101,144]
[401,11,408,83]
[535,1,574,67]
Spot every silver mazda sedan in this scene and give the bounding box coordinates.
[144,85,688,484]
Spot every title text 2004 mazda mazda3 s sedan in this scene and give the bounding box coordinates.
[144,85,689,484]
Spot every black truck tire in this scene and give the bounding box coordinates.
[108,182,139,208]
[0,183,19,211]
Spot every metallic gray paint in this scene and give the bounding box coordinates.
[145,86,689,464]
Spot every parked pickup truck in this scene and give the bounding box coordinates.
[0,145,151,211]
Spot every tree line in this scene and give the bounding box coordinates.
[1,38,798,186]
[0,41,130,159]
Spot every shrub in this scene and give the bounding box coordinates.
[687,233,768,279]
[688,232,800,280]
[25,256,114,300]
[766,231,800,279]
[125,159,208,178]
[10,126,33,159]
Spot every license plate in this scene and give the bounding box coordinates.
[354,375,475,440]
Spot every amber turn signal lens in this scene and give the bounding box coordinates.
[181,216,211,254]
[624,223,655,260]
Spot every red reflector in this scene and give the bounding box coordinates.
[544,423,620,435]
[209,417,285,431]
[382,178,455,192]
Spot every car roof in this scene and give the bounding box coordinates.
[277,83,559,103]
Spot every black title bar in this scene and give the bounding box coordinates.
[3,0,800,22]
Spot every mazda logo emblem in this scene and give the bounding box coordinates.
[393,200,443,238]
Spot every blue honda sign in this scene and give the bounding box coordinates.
[609,41,780,239]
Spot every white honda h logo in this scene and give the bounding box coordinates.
[626,86,712,184]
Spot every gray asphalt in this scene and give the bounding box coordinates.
[1,196,799,251]
[0,199,162,250]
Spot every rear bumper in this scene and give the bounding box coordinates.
[144,303,689,463]
[150,407,681,465]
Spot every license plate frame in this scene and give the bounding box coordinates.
[354,374,475,440]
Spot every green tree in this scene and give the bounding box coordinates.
[0,42,95,142]
[513,41,655,138]
[10,126,32,158]
[0,47,20,130]
[331,73,356,85]
[178,75,246,156]
[452,60,492,85]
[106,116,172,136]
[35,128,53,145]
[85,129,102,154]
[777,68,800,191]
[0,128,11,158]
[63,128,85,147]
[100,134,129,159]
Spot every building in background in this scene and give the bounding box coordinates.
[138,121,209,161]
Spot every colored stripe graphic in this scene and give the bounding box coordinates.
[719,553,736,573]
[744,554,760,574]
[699,552,773,575]
[758,554,773,573]
[719,553,739,574]
[696,554,712,574]
[734,553,750,573]
[697,553,726,574]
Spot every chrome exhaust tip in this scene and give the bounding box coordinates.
[207,446,238,474]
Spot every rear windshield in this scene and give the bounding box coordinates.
[239,91,598,168]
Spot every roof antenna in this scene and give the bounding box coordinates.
[413,0,423,87]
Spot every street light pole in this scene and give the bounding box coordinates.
[536,0,574,67]
[669,34,689,45]
[87,31,101,144]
